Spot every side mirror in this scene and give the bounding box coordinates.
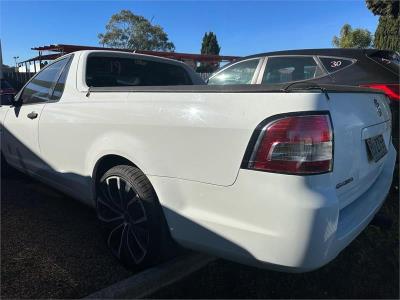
[12,92,22,106]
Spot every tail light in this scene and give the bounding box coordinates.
[361,83,400,101]
[244,114,333,175]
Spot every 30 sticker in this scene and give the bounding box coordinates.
[330,60,342,68]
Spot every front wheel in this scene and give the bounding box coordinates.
[96,165,171,270]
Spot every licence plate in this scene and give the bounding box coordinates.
[366,134,387,163]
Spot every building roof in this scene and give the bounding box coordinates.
[19,44,240,64]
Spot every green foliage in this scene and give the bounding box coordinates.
[197,32,221,73]
[332,24,373,48]
[200,32,221,55]
[365,0,400,51]
[373,16,400,51]
[98,10,175,51]
[366,0,399,17]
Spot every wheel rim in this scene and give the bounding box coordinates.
[97,175,149,264]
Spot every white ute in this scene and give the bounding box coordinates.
[0,50,396,272]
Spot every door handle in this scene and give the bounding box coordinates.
[27,112,38,119]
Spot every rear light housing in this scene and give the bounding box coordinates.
[243,113,333,175]
[360,83,400,102]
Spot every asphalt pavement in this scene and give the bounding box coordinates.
[1,166,134,298]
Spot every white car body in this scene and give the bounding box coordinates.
[0,50,396,272]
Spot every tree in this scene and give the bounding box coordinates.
[197,32,221,73]
[98,10,175,51]
[332,24,373,48]
[366,0,399,51]
[366,0,399,17]
[200,32,221,56]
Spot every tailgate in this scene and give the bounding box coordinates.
[329,92,392,208]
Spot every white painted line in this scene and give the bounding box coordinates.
[84,253,215,299]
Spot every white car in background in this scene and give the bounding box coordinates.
[0,50,396,272]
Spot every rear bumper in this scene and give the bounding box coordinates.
[150,144,396,272]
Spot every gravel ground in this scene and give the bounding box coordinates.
[150,180,399,299]
[0,166,134,298]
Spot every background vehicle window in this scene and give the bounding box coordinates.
[21,58,69,104]
[50,57,73,101]
[369,51,400,66]
[207,59,260,85]
[367,51,399,74]
[0,96,12,106]
[0,79,15,106]
[0,79,13,89]
[86,56,192,87]
[262,56,324,84]
[319,57,354,73]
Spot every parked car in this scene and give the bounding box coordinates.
[0,50,396,272]
[0,79,17,106]
[208,49,399,150]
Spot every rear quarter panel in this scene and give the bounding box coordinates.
[38,91,327,205]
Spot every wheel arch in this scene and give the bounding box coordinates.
[90,153,163,209]
[91,153,176,249]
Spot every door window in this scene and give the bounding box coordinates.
[50,57,73,101]
[262,56,324,84]
[20,57,69,104]
[208,59,260,85]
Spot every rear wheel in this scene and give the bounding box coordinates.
[96,165,171,270]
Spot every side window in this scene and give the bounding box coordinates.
[318,57,354,73]
[207,59,260,85]
[85,55,192,87]
[50,57,73,101]
[21,58,69,104]
[262,56,324,84]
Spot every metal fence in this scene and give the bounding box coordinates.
[3,71,35,90]
[198,72,212,81]
[3,71,213,92]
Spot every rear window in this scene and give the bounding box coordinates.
[318,57,355,73]
[261,56,324,84]
[86,55,192,87]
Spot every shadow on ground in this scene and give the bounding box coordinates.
[0,166,134,298]
[150,180,399,299]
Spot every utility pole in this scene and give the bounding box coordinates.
[0,39,3,79]
[13,56,19,68]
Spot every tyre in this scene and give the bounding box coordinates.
[96,165,172,270]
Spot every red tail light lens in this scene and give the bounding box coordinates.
[361,83,400,101]
[247,114,333,175]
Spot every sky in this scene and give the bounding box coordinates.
[0,0,378,66]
